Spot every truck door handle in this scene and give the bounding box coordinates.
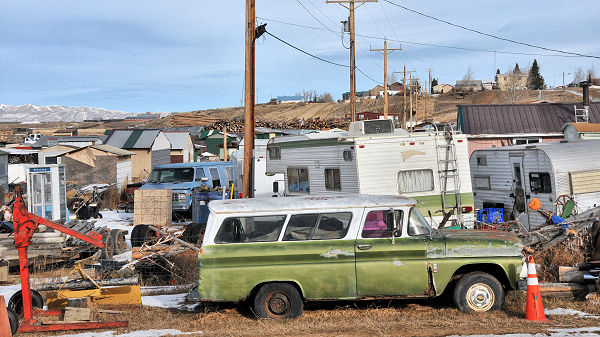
[357,244,372,250]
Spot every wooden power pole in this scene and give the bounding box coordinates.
[327,0,377,122]
[243,0,256,198]
[370,39,401,119]
[395,66,414,130]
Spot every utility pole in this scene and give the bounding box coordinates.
[426,68,433,122]
[223,127,228,162]
[327,0,377,122]
[242,0,266,198]
[408,77,420,132]
[394,66,414,130]
[370,39,401,120]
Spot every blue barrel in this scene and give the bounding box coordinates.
[191,189,223,224]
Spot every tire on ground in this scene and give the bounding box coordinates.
[110,229,127,255]
[131,224,156,247]
[100,233,114,260]
[181,223,204,245]
[8,289,44,316]
[453,271,504,312]
[253,283,303,319]
[7,307,18,335]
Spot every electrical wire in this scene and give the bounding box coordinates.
[384,0,600,59]
[257,16,581,58]
[264,30,381,84]
[295,0,338,36]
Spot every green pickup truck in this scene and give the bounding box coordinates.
[196,195,523,318]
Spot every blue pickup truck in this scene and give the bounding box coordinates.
[139,162,237,218]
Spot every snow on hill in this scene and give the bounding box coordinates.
[0,104,133,122]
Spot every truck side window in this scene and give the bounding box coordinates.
[312,212,352,240]
[209,168,221,187]
[361,210,403,238]
[283,214,319,241]
[195,168,205,181]
[408,207,432,236]
[215,215,287,243]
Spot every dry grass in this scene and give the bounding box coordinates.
[24,291,600,337]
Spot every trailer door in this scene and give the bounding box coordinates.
[509,155,530,228]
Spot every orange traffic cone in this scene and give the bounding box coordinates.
[0,295,12,337]
[525,256,547,321]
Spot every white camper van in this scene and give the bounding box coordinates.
[234,139,285,198]
[266,120,474,226]
[470,140,600,229]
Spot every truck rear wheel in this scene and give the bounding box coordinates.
[453,272,504,312]
[253,283,303,319]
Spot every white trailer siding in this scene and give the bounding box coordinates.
[470,140,600,229]
[116,159,131,189]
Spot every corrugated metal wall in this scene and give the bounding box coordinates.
[151,149,170,168]
[116,160,131,189]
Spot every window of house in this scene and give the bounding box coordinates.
[325,168,341,191]
[361,210,404,238]
[215,215,287,243]
[529,172,552,193]
[474,175,491,189]
[476,156,487,166]
[268,146,281,160]
[283,212,352,241]
[514,138,541,145]
[287,167,309,192]
[397,169,434,193]
[209,167,221,187]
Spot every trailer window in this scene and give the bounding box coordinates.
[529,172,551,193]
[215,215,287,243]
[209,168,221,187]
[268,146,281,160]
[325,168,341,191]
[474,175,491,189]
[287,167,309,193]
[397,169,434,193]
[476,156,487,166]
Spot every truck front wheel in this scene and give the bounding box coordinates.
[453,272,504,312]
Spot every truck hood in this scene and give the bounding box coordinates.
[139,182,200,191]
[434,230,523,258]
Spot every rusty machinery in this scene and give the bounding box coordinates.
[10,186,127,333]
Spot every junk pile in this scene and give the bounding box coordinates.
[516,198,600,294]
[205,116,349,133]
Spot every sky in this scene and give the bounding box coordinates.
[0,1,598,113]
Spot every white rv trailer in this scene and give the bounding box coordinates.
[266,120,474,226]
[233,139,285,198]
[469,139,600,230]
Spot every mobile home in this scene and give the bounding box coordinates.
[266,120,474,226]
[469,139,600,229]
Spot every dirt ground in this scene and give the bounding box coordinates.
[24,292,600,337]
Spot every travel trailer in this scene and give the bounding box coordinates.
[266,120,474,226]
[469,140,600,229]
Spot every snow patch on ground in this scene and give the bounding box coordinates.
[48,329,201,337]
[449,327,600,337]
[545,308,600,319]
[0,283,21,300]
[142,293,197,311]
[97,210,134,241]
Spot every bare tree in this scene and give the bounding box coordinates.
[462,66,474,81]
[573,67,585,85]
[389,72,398,84]
[588,65,597,81]
[317,92,334,103]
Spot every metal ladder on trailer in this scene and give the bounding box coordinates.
[433,123,462,226]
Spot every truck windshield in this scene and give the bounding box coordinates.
[148,168,194,183]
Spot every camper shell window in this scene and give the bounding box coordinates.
[325,168,341,191]
[215,215,287,243]
[287,167,309,193]
[529,172,551,193]
[397,169,434,193]
[268,146,281,160]
[283,212,352,241]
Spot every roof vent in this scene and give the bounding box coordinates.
[348,119,394,137]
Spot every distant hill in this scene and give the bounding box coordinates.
[0,104,132,122]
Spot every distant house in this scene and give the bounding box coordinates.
[357,111,402,122]
[433,84,453,94]
[61,145,133,189]
[205,132,238,160]
[455,80,483,92]
[457,102,600,155]
[38,145,79,164]
[276,96,304,104]
[342,91,372,100]
[163,131,194,163]
[369,85,384,97]
[497,66,528,91]
[53,129,78,137]
[104,129,171,181]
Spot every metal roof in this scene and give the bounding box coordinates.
[90,145,134,156]
[458,102,600,135]
[104,130,133,148]
[163,131,191,150]
[132,130,160,148]
[209,195,416,214]
[105,129,160,149]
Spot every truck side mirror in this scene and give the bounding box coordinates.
[273,181,279,193]
[386,210,397,233]
[200,177,209,182]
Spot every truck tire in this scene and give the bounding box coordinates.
[181,223,204,245]
[8,289,44,316]
[253,283,303,319]
[100,233,114,260]
[7,307,18,335]
[110,229,127,255]
[131,225,157,247]
[453,271,504,312]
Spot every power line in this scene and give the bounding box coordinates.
[384,0,600,59]
[264,30,381,84]
[295,0,338,36]
[257,16,581,58]
[378,0,401,43]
